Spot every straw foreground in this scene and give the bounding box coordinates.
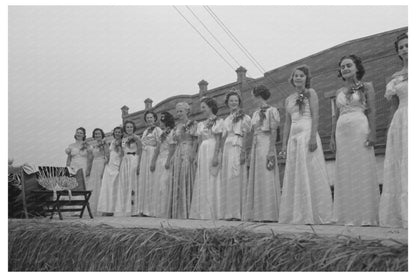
[9,220,407,271]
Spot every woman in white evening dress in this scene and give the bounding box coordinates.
[219,90,251,220]
[279,65,332,225]
[136,111,163,217]
[86,128,108,216]
[97,127,123,215]
[190,97,223,220]
[243,85,281,222]
[150,112,176,218]
[379,33,408,228]
[330,55,379,226]
[114,121,141,217]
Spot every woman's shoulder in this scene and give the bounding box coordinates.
[306,88,317,97]
[68,142,77,148]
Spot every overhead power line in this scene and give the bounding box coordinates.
[203,6,291,95]
[186,6,240,68]
[203,6,266,75]
[172,6,236,71]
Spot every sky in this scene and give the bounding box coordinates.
[8,5,408,166]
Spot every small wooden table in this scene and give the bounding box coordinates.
[32,190,93,220]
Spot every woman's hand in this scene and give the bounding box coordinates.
[211,155,219,167]
[65,148,71,155]
[266,151,276,170]
[191,154,197,168]
[150,161,156,172]
[245,152,251,167]
[164,160,170,170]
[329,135,336,153]
[365,133,376,148]
[86,170,91,177]
[309,137,318,152]
[240,150,246,165]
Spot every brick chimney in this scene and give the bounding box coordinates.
[236,66,247,83]
[144,98,153,110]
[121,105,129,118]
[198,79,208,95]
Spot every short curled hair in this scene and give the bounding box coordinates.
[252,85,271,100]
[289,65,311,89]
[92,128,105,139]
[394,32,408,61]
[74,127,86,141]
[123,120,137,134]
[160,112,175,129]
[201,97,219,115]
[176,102,191,115]
[224,89,242,107]
[338,54,365,81]
[144,110,158,123]
[112,126,123,139]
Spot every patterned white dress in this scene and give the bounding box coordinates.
[153,131,175,218]
[114,135,140,216]
[136,126,163,216]
[189,118,223,220]
[97,140,122,213]
[379,73,408,228]
[243,106,281,221]
[279,93,333,224]
[219,111,251,220]
[168,120,198,219]
[333,84,379,226]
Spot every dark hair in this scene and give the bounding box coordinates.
[144,110,158,123]
[252,85,271,100]
[225,90,242,107]
[92,128,105,140]
[338,54,365,81]
[394,32,408,61]
[289,65,311,89]
[123,120,137,133]
[74,127,86,141]
[112,126,123,139]
[160,112,175,129]
[201,97,219,115]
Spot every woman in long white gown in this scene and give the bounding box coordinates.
[136,111,163,217]
[150,112,176,218]
[97,127,123,215]
[190,97,223,220]
[330,55,379,226]
[379,33,408,228]
[243,85,281,222]
[219,90,251,220]
[279,65,332,224]
[114,121,141,217]
[86,128,109,216]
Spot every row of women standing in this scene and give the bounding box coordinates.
[65,32,407,228]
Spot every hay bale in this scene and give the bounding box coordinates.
[8,220,407,271]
